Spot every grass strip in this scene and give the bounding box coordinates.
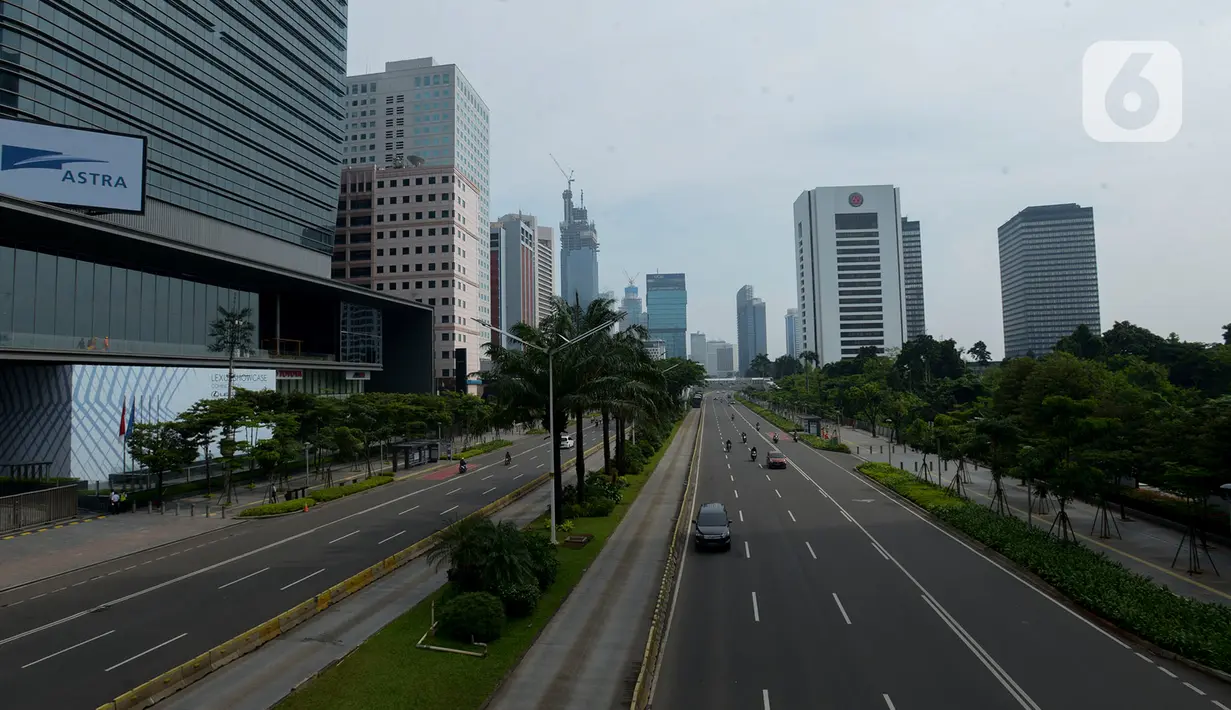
[457,439,513,459]
[857,461,1231,674]
[736,395,851,454]
[238,498,318,517]
[309,475,394,503]
[274,419,687,710]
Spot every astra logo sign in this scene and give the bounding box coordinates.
[0,117,147,213]
[0,145,129,189]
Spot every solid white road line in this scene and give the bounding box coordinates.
[483,486,497,495]
[280,568,326,591]
[105,632,187,672]
[440,505,459,515]
[883,694,897,709]
[833,592,852,624]
[446,487,462,496]
[744,541,751,558]
[751,592,760,622]
[775,489,782,498]
[377,530,406,545]
[739,510,744,522]
[397,505,420,516]
[763,688,771,709]
[841,510,854,523]
[327,530,361,545]
[788,510,796,522]
[21,630,114,669]
[481,474,493,481]
[921,594,1040,709]
[805,541,817,559]
[872,542,890,560]
[218,567,269,590]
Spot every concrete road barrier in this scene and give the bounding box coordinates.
[95,443,603,710]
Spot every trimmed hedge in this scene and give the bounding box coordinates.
[239,498,317,517]
[310,475,394,503]
[737,396,851,454]
[857,461,1231,674]
[457,439,513,459]
[436,591,505,643]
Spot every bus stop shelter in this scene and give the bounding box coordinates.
[391,440,442,472]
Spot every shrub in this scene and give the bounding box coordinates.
[582,497,617,517]
[857,461,1231,674]
[458,439,513,459]
[522,531,559,590]
[436,592,505,643]
[496,581,541,618]
[799,432,852,454]
[556,519,575,535]
[559,502,583,520]
[238,498,316,517]
[310,475,393,503]
[526,427,548,435]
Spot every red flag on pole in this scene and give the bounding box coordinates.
[118,397,127,438]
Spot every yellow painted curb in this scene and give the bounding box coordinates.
[629,407,704,710]
[95,441,605,710]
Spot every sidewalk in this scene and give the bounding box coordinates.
[156,446,609,710]
[0,437,533,593]
[812,421,1231,607]
[487,411,700,710]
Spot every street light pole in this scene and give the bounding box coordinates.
[480,319,614,544]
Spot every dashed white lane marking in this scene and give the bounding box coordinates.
[483,486,497,495]
[280,568,326,591]
[440,505,459,515]
[377,530,405,545]
[218,567,269,590]
[788,510,796,522]
[739,510,744,522]
[775,489,782,498]
[446,487,462,496]
[22,629,115,669]
[327,530,361,545]
[762,689,771,709]
[1135,652,1153,663]
[1182,682,1205,696]
[398,505,420,515]
[513,473,523,480]
[833,592,852,624]
[744,541,751,559]
[105,632,186,672]
[883,694,896,709]
[734,489,739,499]
[751,592,760,622]
[805,542,817,559]
[1157,666,1177,679]
[481,474,493,481]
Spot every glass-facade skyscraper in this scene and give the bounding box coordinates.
[646,273,687,359]
[0,0,346,262]
[736,285,767,374]
[998,203,1101,359]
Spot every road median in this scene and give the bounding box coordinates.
[855,460,1231,681]
[94,442,603,710]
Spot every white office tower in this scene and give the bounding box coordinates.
[793,185,907,365]
[534,225,556,323]
[707,340,735,377]
[689,332,708,364]
[784,308,801,357]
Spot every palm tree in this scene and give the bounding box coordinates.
[208,304,256,399]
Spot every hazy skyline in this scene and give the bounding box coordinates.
[348,1,1231,359]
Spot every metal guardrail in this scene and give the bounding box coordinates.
[0,484,79,534]
[630,408,704,710]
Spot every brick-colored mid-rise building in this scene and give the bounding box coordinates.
[335,164,487,393]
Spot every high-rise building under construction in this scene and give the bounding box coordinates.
[559,186,600,309]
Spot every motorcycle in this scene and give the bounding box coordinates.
[755,422,760,431]
[504,452,512,466]
[772,433,779,444]
[724,440,732,453]
[750,448,758,462]
[741,433,747,444]
[458,459,468,475]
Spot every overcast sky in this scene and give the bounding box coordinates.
[349,1,1230,360]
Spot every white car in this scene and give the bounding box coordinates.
[559,434,575,449]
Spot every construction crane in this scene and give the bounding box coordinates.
[549,153,574,191]
[623,270,640,287]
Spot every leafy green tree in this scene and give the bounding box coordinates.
[126,422,196,505]
[747,353,772,378]
[968,341,993,365]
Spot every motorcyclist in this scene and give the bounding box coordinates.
[750,446,758,462]
[725,439,732,452]
[741,432,747,444]
[791,431,799,442]
[772,432,779,444]
[504,451,512,466]
[458,457,468,474]
[755,421,760,431]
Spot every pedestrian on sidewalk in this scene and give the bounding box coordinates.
[109,490,119,514]
[119,491,128,513]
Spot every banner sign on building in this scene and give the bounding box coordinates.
[0,117,148,213]
[276,369,304,380]
[345,370,369,380]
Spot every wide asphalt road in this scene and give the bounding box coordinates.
[653,393,1231,710]
[0,432,598,709]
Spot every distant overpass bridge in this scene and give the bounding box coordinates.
[703,377,774,391]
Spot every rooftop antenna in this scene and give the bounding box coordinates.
[549,153,574,191]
